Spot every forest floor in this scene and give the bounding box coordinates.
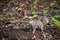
[0,0,60,40]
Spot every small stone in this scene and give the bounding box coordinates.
[3,9,7,11]
[40,6,44,9]
[32,35,36,39]
[15,7,19,9]
[18,8,21,10]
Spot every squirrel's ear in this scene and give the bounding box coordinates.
[41,16,49,24]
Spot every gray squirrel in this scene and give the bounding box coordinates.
[29,16,49,34]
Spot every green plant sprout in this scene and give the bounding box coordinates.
[29,0,38,15]
[9,17,15,21]
[55,10,60,15]
[50,1,58,8]
[33,0,38,4]
[42,9,48,16]
[54,15,60,19]
[0,14,5,18]
[50,2,56,7]
[51,17,60,30]
[23,16,29,19]
[0,14,5,16]
[30,0,38,7]
[32,10,37,15]
[33,15,38,18]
